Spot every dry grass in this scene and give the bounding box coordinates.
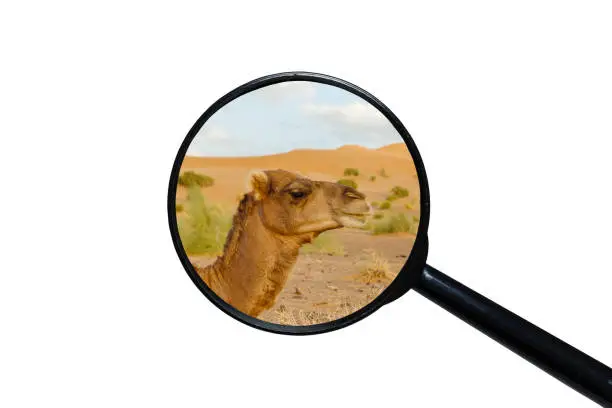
[271,303,361,325]
[270,292,379,325]
[269,281,387,325]
[354,250,392,284]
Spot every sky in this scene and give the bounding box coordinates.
[186,81,403,157]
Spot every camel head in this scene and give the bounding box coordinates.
[247,169,372,237]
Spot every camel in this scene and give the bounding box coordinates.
[195,169,372,317]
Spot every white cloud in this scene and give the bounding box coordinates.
[187,124,233,156]
[303,101,385,126]
[302,101,399,143]
[199,124,230,140]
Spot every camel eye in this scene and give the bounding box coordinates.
[289,190,307,199]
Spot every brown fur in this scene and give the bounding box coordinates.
[195,169,370,317]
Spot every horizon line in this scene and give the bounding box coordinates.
[184,142,406,158]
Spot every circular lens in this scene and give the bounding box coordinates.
[169,73,427,333]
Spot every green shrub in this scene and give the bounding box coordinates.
[369,175,376,182]
[177,186,232,255]
[410,216,420,234]
[404,203,413,210]
[337,179,358,189]
[373,212,384,220]
[370,213,413,235]
[178,171,215,188]
[378,168,389,178]
[301,232,344,256]
[386,186,409,202]
[390,186,409,198]
[343,168,360,177]
[379,201,391,210]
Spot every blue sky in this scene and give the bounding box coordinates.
[187,81,402,157]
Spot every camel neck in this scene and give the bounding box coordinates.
[208,197,308,315]
[217,207,301,271]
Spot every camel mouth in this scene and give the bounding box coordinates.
[342,211,371,218]
[336,210,372,228]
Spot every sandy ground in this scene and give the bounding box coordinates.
[189,229,415,325]
[178,143,420,325]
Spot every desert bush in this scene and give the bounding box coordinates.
[343,167,360,177]
[176,203,184,213]
[404,203,413,210]
[177,186,232,255]
[178,171,215,188]
[371,201,380,208]
[369,175,376,182]
[370,213,413,235]
[379,201,391,210]
[337,178,358,189]
[355,251,392,283]
[373,212,384,220]
[301,231,345,256]
[390,186,409,198]
[378,168,389,178]
[387,185,409,202]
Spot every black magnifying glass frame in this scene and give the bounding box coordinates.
[168,72,612,407]
[168,71,431,336]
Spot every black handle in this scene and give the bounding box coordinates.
[414,264,612,407]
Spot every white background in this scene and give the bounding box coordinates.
[1,1,611,407]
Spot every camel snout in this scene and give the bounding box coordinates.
[337,193,372,228]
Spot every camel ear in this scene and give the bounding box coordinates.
[247,170,269,200]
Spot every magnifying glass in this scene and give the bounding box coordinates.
[168,72,612,407]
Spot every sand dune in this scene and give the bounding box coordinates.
[179,143,419,206]
[376,142,411,156]
[182,143,415,174]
